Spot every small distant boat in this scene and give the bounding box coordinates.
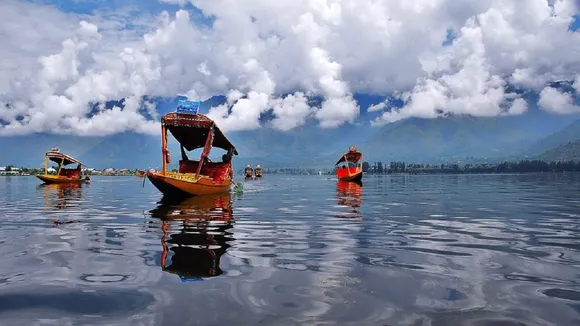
[147,100,238,197]
[36,147,90,184]
[135,170,146,178]
[244,165,253,179]
[254,165,263,178]
[335,146,363,182]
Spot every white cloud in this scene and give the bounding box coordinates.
[373,0,579,125]
[367,102,387,113]
[269,92,313,131]
[0,0,579,135]
[538,86,580,114]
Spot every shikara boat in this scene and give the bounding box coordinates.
[254,165,263,178]
[36,147,90,184]
[335,146,363,182]
[244,165,253,179]
[147,100,238,197]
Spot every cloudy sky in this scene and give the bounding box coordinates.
[0,0,579,136]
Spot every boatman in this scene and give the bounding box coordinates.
[222,153,235,180]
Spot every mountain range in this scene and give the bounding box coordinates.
[1,94,580,169]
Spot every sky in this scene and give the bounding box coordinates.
[0,0,579,136]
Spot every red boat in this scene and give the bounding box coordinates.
[335,146,363,182]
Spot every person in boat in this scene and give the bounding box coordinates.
[222,153,235,180]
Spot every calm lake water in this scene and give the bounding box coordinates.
[1,174,580,326]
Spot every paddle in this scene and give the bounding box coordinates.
[233,181,243,194]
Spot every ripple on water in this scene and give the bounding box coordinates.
[0,175,579,325]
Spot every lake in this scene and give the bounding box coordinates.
[0,173,579,326]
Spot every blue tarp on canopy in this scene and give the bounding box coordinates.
[176,100,200,114]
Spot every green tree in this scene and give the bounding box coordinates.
[362,161,370,172]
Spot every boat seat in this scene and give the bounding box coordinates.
[59,168,80,178]
[201,162,230,182]
[179,160,230,182]
[179,160,200,174]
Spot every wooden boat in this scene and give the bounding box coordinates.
[254,165,263,178]
[135,170,147,178]
[335,146,363,182]
[147,100,238,197]
[244,165,253,178]
[36,147,90,184]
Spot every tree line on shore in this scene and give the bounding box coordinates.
[4,159,580,176]
[362,160,580,174]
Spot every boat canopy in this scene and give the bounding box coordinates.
[46,148,84,166]
[335,150,362,165]
[162,112,238,155]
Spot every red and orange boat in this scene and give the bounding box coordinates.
[147,100,238,197]
[254,165,264,178]
[244,165,253,179]
[36,147,90,184]
[335,146,363,182]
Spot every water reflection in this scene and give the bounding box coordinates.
[335,181,362,218]
[39,183,84,210]
[2,174,580,325]
[149,193,235,282]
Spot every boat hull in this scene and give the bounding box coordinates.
[336,168,363,182]
[36,175,87,184]
[147,172,231,197]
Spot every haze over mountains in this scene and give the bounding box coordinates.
[2,93,580,169]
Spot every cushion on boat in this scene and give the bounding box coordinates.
[179,160,199,173]
[59,168,80,178]
[200,163,229,182]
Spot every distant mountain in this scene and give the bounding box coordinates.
[523,118,580,157]
[0,133,104,168]
[351,110,580,163]
[2,93,580,169]
[537,140,580,161]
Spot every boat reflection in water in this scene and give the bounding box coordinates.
[40,183,84,210]
[335,180,363,218]
[149,192,235,282]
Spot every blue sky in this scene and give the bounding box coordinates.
[571,14,580,31]
[30,0,183,15]
[28,0,214,26]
